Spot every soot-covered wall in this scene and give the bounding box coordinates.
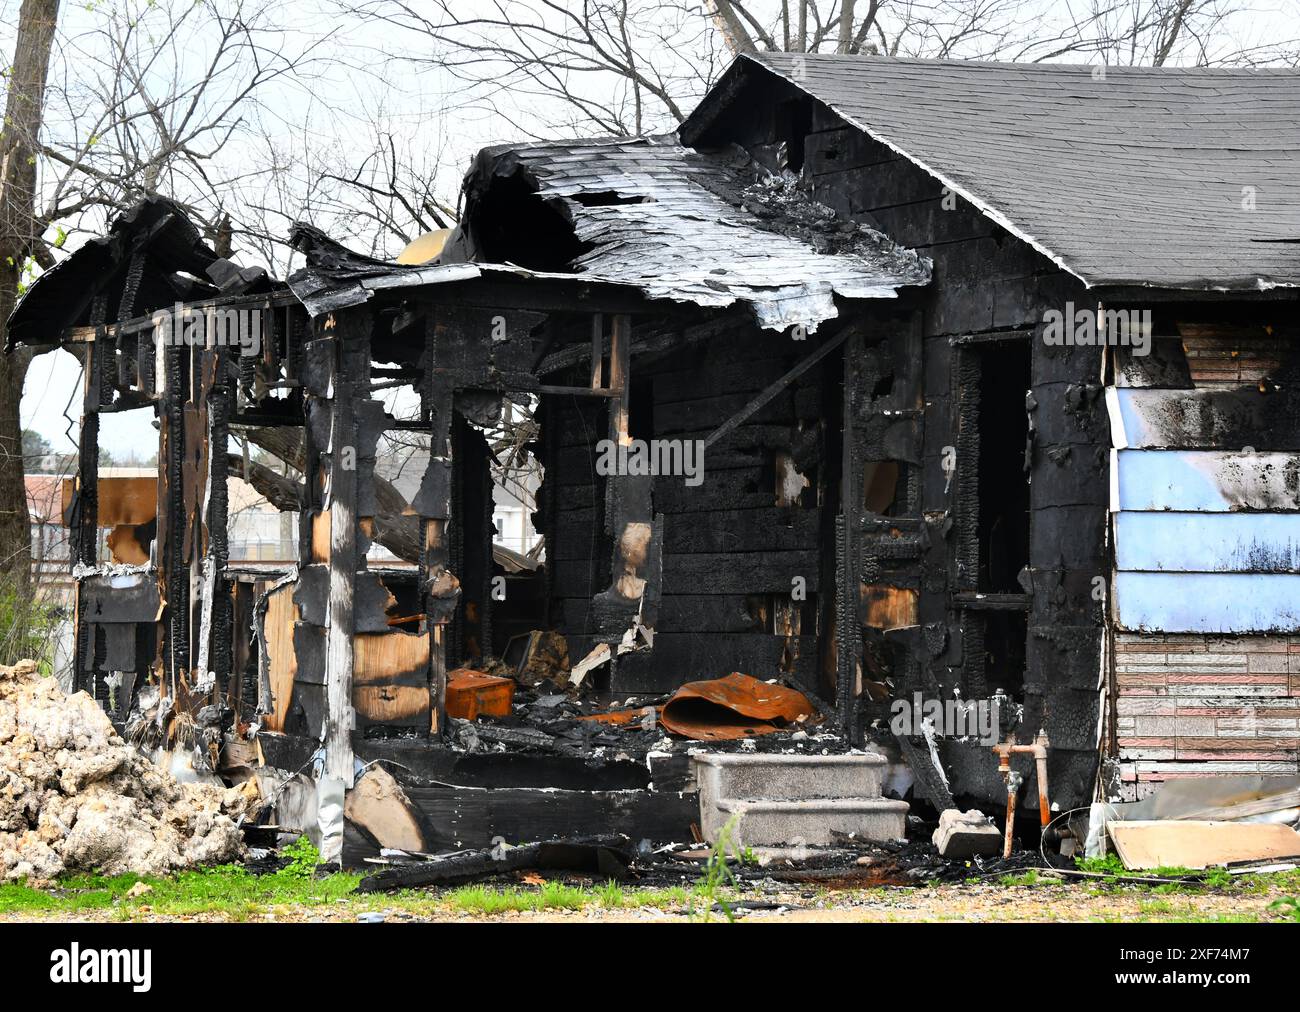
[539,318,838,698]
[690,69,1108,808]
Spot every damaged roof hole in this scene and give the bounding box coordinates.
[468,169,586,271]
[568,190,656,207]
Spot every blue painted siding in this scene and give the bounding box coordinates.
[1115,512,1300,573]
[1114,572,1300,633]
[1112,449,1300,513]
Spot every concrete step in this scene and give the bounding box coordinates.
[707,797,910,848]
[693,752,888,804]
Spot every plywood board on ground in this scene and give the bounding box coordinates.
[1109,820,1300,870]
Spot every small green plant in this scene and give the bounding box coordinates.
[689,814,743,923]
[1269,897,1300,922]
[1075,852,1126,876]
[594,880,625,908]
[281,836,322,878]
[0,568,62,672]
[1202,867,1233,889]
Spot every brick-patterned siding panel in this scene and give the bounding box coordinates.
[1115,633,1300,799]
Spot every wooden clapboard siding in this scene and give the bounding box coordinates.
[1108,387,1300,451]
[1111,449,1300,514]
[1116,512,1300,573]
[1115,573,1300,633]
[1107,316,1300,792]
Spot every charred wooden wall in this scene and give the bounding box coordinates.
[539,321,835,697]
[699,78,1108,807]
[809,109,1104,806]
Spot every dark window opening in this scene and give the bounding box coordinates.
[628,375,654,442]
[976,344,1030,593]
[776,97,813,174]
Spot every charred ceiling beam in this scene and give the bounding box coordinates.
[534,311,744,377]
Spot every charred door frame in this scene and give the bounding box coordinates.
[836,311,926,744]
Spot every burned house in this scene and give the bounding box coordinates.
[8,54,1300,862]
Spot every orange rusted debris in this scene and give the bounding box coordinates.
[576,706,662,726]
[659,672,818,741]
[445,668,515,721]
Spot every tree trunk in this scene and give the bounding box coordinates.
[0,0,60,587]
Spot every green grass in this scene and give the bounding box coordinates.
[447,881,589,914]
[0,864,361,918]
[445,880,692,915]
[0,862,700,921]
[1075,852,1300,892]
[7,835,1295,922]
[998,870,1044,886]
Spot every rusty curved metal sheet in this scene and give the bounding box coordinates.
[660,672,817,741]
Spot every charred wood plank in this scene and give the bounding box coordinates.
[703,321,860,450]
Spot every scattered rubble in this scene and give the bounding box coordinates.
[445,656,846,763]
[0,660,257,884]
[932,808,1002,859]
[358,836,634,893]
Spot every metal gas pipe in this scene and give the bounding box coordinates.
[992,730,1051,859]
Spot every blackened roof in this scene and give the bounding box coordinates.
[683,53,1300,291]
[7,197,271,351]
[458,135,930,331]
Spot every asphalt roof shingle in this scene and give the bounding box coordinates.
[685,53,1300,291]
